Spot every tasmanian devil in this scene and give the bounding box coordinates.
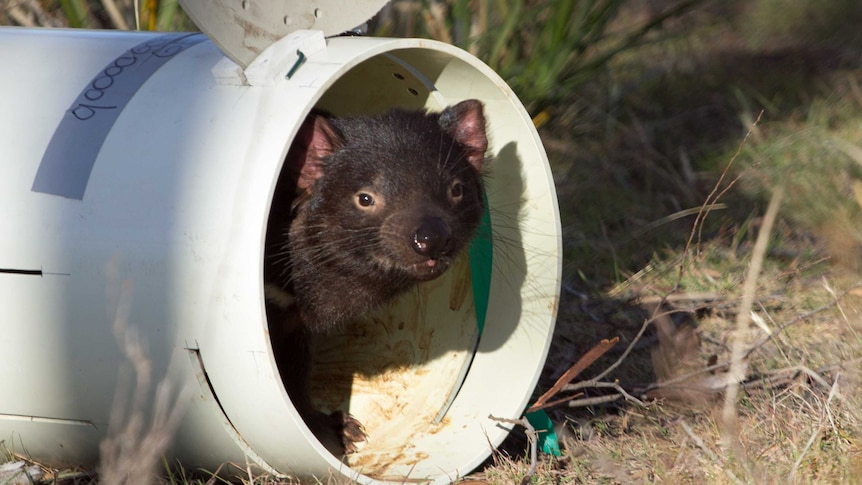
[264,99,488,456]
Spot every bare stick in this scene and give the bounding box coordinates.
[564,393,623,408]
[527,337,618,412]
[721,185,784,460]
[558,381,649,409]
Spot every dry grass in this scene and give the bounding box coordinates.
[4,1,862,483]
[97,275,189,485]
[491,1,862,482]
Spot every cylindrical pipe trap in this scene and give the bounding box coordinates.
[0,5,561,483]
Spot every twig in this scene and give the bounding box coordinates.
[640,356,860,398]
[598,316,655,380]
[679,420,745,485]
[613,285,859,401]
[641,360,729,393]
[679,111,764,286]
[541,306,688,411]
[533,380,651,411]
[527,338,618,412]
[822,277,862,343]
[563,393,623,408]
[637,292,724,305]
[789,373,841,481]
[632,204,728,238]
[742,361,857,391]
[202,463,226,485]
[245,460,254,485]
[792,365,837,392]
[722,185,783,470]
[487,415,537,485]
[563,381,649,407]
[745,280,862,359]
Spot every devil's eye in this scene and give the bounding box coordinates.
[357,192,375,207]
[450,181,464,201]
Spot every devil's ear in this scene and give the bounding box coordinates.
[285,113,343,192]
[438,99,488,171]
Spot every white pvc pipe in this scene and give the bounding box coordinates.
[0,26,561,483]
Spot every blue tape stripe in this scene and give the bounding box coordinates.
[32,33,206,200]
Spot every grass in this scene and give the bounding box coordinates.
[515,1,862,482]
[3,0,862,483]
[1,0,194,31]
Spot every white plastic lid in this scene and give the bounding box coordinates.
[178,0,389,67]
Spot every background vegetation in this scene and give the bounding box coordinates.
[2,0,862,482]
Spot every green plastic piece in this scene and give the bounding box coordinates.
[468,192,493,333]
[467,193,560,456]
[526,409,561,456]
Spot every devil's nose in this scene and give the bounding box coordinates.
[412,217,453,258]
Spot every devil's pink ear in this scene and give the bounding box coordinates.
[286,114,342,192]
[438,99,488,171]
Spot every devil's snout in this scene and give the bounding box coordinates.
[412,217,454,259]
